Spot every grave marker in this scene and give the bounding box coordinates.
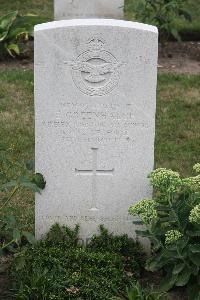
[54,0,124,20]
[34,19,158,241]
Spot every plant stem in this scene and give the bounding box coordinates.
[0,185,19,211]
[0,238,15,250]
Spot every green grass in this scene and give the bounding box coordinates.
[0,69,34,163]
[155,74,200,176]
[11,224,145,299]
[0,69,35,228]
[0,0,53,21]
[0,69,199,228]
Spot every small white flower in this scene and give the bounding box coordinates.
[129,199,157,224]
[193,163,200,174]
[189,204,200,224]
[165,230,183,245]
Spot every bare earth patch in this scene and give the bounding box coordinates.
[0,59,33,71]
[158,41,200,74]
[0,256,12,300]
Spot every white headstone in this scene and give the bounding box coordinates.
[54,0,124,20]
[35,19,158,242]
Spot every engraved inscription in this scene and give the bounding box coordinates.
[75,148,114,210]
[41,215,132,223]
[65,37,122,96]
[42,101,150,145]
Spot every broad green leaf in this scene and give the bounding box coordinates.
[178,9,192,22]
[11,15,42,37]
[6,27,28,41]
[175,267,192,286]
[0,31,8,42]
[26,159,35,171]
[159,216,170,222]
[190,264,199,276]
[0,11,18,30]
[176,237,189,252]
[0,180,17,190]
[132,220,144,225]
[189,253,200,266]
[189,244,200,254]
[165,244,177,251]
[159,273,177,292]
[6,43,20,56]
[151,238,162,251]
[12,228,21,243]
[187,230,200,237]
[32,173,46,190]
[172,262,185,275]
[22,231,36,245]
[171,28,181,42]
[145,255,169,272]
[20,180,40,193]
[156,205,171,211]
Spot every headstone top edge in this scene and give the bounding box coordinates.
[34,19,158,34]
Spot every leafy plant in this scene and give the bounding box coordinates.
[0,10,39,58]
[129,163,200,299]
[11,224,145,299]
[0,143,46,254]
[125,0,192,42]
[88,225,145,274]
[111,281,166,300]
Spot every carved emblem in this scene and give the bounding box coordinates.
[65,37,122,96]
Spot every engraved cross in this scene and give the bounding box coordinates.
[75,148,114,211]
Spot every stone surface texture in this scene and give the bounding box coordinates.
[35,19,158,241]
[54,0,124,20]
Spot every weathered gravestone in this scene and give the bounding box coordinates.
[35,19,158,242]
[54,0,124,20]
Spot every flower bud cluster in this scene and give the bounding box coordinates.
[189,204,200,225]
[193,163,200,174]
[182,175,200,192]
[128,199,157,224]
[165,230,183,245]
[148,168,181,192]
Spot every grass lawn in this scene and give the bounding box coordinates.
[0,0,53,20]
[0,68,199,229]
[0,0,199,39]
[0,69,35,229]
[155,74,200,174]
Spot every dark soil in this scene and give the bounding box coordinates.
[142,270,188,300]
[0,58,33,70]
[158,41,200,74]
[0,256,12,300]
